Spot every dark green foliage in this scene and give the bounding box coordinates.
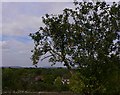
[54,76,63,92]
[30,1,120,94]
[2,68,71,92]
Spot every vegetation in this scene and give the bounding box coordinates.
[30,1,120,94]
[2,67,71,92]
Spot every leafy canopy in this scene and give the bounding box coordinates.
[30,1,119,68]
[30,1,120,94]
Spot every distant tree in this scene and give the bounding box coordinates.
[30,1,120,94]
[54,76,63,92]
[69,72,85,93]
[2,68,22,92]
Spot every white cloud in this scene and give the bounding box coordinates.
[1,0,120,2]
[43,2,74,15]
[0,41,7,49]
[1,0,77,2]
[2,15,43,37]
[2,39,33,67]
[2,39,63,67]
[2,2,74,38]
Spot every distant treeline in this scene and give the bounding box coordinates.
[2,68,72,92]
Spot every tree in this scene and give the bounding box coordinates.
[30,1,120,94]
[69,72,85,93]
[2,68,22,93]
[54,76,63,92]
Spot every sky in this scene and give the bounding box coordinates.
[1,2,75,67]
[1,0,119,67]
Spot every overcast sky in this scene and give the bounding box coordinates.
[1,0,119,67]
[1,2,75,67]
